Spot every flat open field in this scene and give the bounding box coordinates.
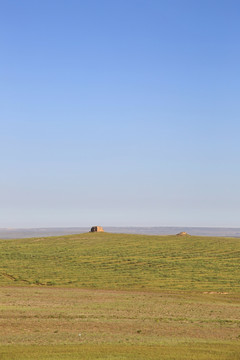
[0,233,239,359]
[1,287,240,359]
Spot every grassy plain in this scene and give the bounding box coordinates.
[0,232,239,359]
[0,232,239,292]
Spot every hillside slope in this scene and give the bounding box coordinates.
[0,232,239,292]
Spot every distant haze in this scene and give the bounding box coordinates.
[0,227,240,239]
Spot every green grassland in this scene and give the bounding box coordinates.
[1,343,240,360]
[0,232,239,291]
[0,232,240,359]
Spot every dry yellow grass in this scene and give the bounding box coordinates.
[1,286,239,345]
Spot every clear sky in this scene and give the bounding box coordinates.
[0,0,239,228]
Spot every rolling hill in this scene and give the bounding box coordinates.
[0,232,239,292]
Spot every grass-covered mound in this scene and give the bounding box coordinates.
[0,232,239,292]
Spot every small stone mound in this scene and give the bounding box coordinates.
[90,226,104,232]
[176,231,189,236]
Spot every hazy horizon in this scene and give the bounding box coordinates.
[1,225,240,239]
[1,225,240,230]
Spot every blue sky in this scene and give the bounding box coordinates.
[0,0,239,228]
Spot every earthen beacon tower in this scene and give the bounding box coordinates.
[90,226,104,232]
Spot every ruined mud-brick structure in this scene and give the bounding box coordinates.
[90,226,104,232]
